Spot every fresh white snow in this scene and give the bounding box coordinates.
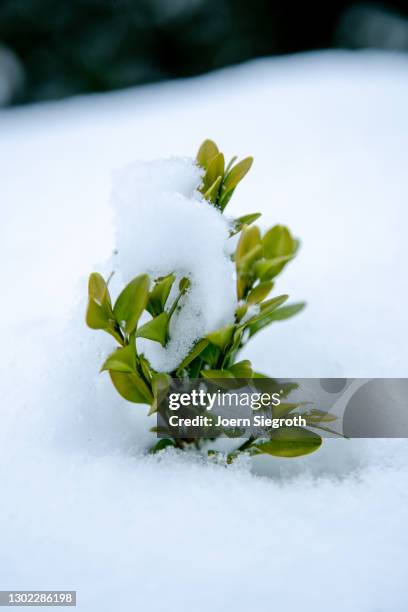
[1,50,408,611]
[112,157,236,372]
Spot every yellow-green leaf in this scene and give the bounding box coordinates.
[136,312,168,346]
[230,213,262,236]
[229,360,253,378]
[176,338,209,372]
[100,344,136,373]
[254,427,322,458]
[149,373,171,416]
[207,324,234,350]
[247,281,274,304]
[113,274,150,334]
[203,175,222,203]
[109,370,153,404]
[197,139,219,170]
[147,274,175,316]
[235,225,261,264]
[223,157,253,192]
[262,225,296,259]
[203,152,225,193]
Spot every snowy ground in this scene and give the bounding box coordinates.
[1,50,408,611]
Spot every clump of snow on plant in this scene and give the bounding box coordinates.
[112,157,236,372]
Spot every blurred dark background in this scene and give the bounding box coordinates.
[1,0,408,106]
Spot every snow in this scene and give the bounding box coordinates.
[1,50,408,611]
[111,157,236,372]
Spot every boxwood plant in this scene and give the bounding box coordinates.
[86,140,330,461]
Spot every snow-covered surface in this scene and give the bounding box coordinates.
[1,51,408,611]
[112,157,236,371]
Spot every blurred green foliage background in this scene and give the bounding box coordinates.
[0,0,407,105]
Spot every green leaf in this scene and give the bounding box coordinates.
[113,274,150,334]
[147,274,175,316]
[225,156,238,174]
[176,338,209,372]
[262,302,305,321]
[230,213,262,236]
[149,373,171,416]
[272,402,301,419]
[203,152,225,193]
[253,255,294,281]
[139,354,153,382]
[222,157,253,192]
[179,277,190,293]
[136,312,168,346]
[207,324,235,350]
[199,343,220,366]
[236,244,263,275]
[86,298,110,330]
[247,295,290,337]
[235,225,261,263]
[197,139,219,170]
[262,225,296,259]
[218,188,235,211]
[109,370,153,404]
[304,409,337,424]
[203,175,222,203]
[253,427,322,458]
[101,344,136,373]
[201,369,235,379]
[259,295,289,313]
[88,272,112,307]
[86,273,115,331]
[247,281,274,304]
[229,360,253,378]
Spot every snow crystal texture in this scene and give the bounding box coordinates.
[112,157,236,372]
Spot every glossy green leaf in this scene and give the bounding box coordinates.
[236,244,263,275]
[139,354,153,382]
[253,255,294,281]
[147,274,175,316]
[109,370,153,404]
[86,273,115,331]
[136,312,168,346]
[304,409,337,423]
[86,298,110,330]
[199,343,220,366]
[101,344,136,373]
[247,295,289,337]
[262,225,296,259]
[225,156,238,174]
[247,281,274,304]
[207,324,234,350]
[229,360,253,378]
[230,213,262,236]
[259,295,289,313]
[88,272,112,307]
[222,157,253,192]
[203,175,222,203]
[149,373,171,415]
[203,152,225,193]
[218,188,235,211]
[113,274,150,334]
[235,225,261,264]
[197,139,219,170]
[179,277,190,293]
[201,369,235,379]
[261,302,305,321]
[253,427,322,458]
[176,338,209,372]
